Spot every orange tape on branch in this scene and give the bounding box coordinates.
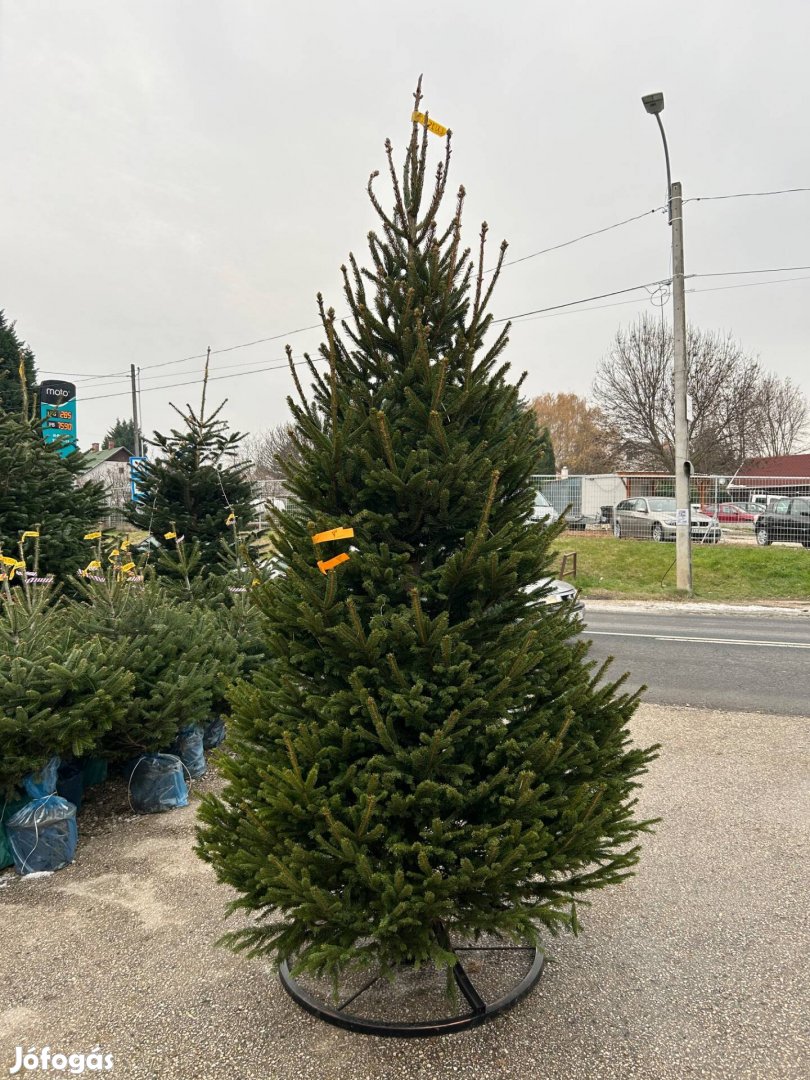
[312,527,355,545]
[317,553,350,574]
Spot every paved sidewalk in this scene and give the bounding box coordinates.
[1,704,808,1080]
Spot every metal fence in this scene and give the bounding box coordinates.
[530,472,810,545]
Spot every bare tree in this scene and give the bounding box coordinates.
[751,375,809,457]
[240,423,299,484]
[592,313,808,473]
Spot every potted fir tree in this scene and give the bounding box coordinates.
[197,83,658,1033]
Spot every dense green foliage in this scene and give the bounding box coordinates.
[127,394,254,577]
[198,92,658,983]
[0,412,108,586]
[105,417,138,452]
[0,310,37,418]
[536,423,555,474]
[66,576,233,761]
[0,583,132,800]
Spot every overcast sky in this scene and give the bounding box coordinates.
[1,0,808,449]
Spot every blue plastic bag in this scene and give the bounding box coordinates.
[203,717,226,750]
[56,761,85,812]
[0,798,27,870]
[7,796,78,875]
[128,754,189,814]
[171,725,207,779]
[22,756,60,800]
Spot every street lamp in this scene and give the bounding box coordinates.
[641,91,693,594]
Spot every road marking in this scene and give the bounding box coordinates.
[586,630,810,649]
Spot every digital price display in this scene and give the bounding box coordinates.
[39,380,77,456]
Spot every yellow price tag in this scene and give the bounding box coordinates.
[412,110,448,137]
[86,560,101,571]
[21,531,40,539]
[84,531,102,540]
[164,531,177,540]
[120,561,136,573]
[0,555,18,567]
[225,512,236,526]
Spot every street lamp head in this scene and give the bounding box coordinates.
[642,92,665,115]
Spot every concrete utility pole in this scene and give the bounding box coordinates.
[642,92,693,594]
[670,181,692,593]
[130,363,142,457]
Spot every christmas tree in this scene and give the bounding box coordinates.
[0,566,132,801]
[67,573,219,761]
[0,412,108,586]
[127,360,254,577]
[0,310,37,418]
[198,85,658,983]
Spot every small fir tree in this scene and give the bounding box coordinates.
[0,310,37,417]
[0,412,108,586]
[198,86,658,982]
[127,363,254,577]
[67,570,220,760]
[0,559,132,800]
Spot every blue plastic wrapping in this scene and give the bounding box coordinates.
[56,761,85,812]
[171,725,207,779]
[203,717,226,750]
[1,798,27,870]
[6,795,78,875]
[128,754,189,814]
[22,756,60,800]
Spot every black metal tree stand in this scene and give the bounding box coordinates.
[279,921,545,1037]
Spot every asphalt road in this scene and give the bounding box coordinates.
[583,607,810,715]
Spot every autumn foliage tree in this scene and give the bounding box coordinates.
[531,393,617,474]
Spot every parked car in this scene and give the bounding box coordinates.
[613,497,721,543]
[534,576,584,614]
[754,497,810,547]
[701,502,759,524]
[531,491,559,524]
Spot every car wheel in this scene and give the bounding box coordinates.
[756,526,771,546]
[651,523,664,542]
[613,521,622,539]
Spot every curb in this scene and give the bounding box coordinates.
[582,598,810,619]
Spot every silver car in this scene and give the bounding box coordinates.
[613,497,721,543]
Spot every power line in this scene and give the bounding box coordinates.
[495,205,666,271]
[80,355,315,403]
[492,279,671,324]
[686,186,810,203]
[690,264,810,279]
[687,274,810,296]
[136,320,325,372]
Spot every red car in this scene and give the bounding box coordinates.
[701,502,759,523]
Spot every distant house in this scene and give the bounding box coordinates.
[729,454,810,498]
[80,443,133,520]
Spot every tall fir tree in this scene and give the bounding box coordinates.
[198,85,658,983]
[0,310,38,418]
[537,423,555,474]
[127,364,254,576]
[0,412,108,585]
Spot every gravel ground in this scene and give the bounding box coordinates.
[1,703,808,1080]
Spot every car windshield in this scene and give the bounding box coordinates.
[534,492,550,506]
[647,498,676,512]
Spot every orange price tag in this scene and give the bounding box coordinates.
[312,527,354,545]
[317,553,350,574]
